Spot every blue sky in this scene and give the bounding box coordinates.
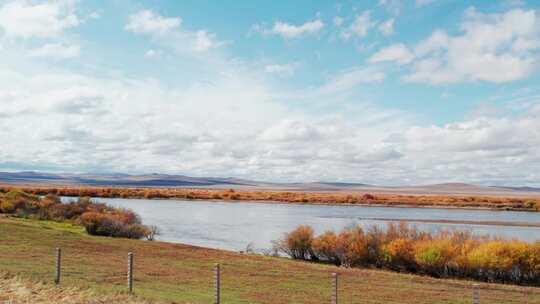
[0,0,539,186]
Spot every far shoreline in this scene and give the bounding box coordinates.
[2,183,539,213]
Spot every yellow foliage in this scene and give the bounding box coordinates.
[468,240,532,270]
[414,239,457,269]
[386,238,416,264]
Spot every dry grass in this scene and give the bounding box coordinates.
[2,185,539,212]
[1,216,540,303]
[0,272,153,304]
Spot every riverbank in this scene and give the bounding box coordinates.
[1,216,539,303]
[2,185,539,212]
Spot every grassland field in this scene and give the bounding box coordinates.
[1,216,540,304]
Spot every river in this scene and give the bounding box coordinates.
[68,197,540,251]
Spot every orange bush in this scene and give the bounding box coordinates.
[277,223,540,285]
[80,210,150,239]
[385,238,416,271]
[274,225,314,260]
[312,231,340,265]
[333,227,369,267]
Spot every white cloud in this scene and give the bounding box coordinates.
[194,30,219,52]
[350,11,373,37]
[265,19,325,38]
[378,18,394,36]
[125,10,181,35]
[404,7,540,84]
[340,11,373,40]
[414,29,449,56]
[513,37,540,51]
[259,119,323,142]
[89,11,101,20]
[264,64,296,76]
[316,67,385,95]
[398,109,540,185]
[369,44,414,64]
[0,53,408,183]
[503,0,526,8]
[2,51,540,185]
[28,43,80,59]
[125,10,223,53]
[144,49,161,58]
[416,0,435,7]
[378,0,403,16]
[2,4,540,186]
[0,0,79,38]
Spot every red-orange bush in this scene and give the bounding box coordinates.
[336,227,369,267]
[0,191,152,240]
[273,225,314,260]
[312,231,340,265]
[385,238,416,271]
[80,210,150,239]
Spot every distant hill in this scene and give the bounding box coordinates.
[499,186,540,192]
[0,171,251,187]
[0,171,539,197]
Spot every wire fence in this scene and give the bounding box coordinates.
[44,247,491,304]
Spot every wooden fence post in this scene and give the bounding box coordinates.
[127,252,134,294]
[331,273,338,304]
[54,248,61,286]
[214,263,221,304]
[472,284,479,304]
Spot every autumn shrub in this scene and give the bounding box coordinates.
[364,226,388,266]
[273,225,314,260]
[414,239,457,277]
[80,210,150,239]
[277,223,540,285]
[0,199,17,213]
[336,227,370,267]
[312,231,340,265]
[525,201,536,209]
[467,240,539,284]
[0,191,153,240]
[384,238,417,271]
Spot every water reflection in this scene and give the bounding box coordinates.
[65,197,540,251]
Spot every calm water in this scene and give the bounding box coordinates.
[70,197,540,251]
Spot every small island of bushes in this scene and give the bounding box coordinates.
[0,190,157,240]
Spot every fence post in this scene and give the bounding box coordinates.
[472,284,479,304]
[54,248,61,286]
[331,273,338,304]
[214,263,221,304]
[127,252,134,294]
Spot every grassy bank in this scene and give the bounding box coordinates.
[1,216,539,303]
[2,185,539,212]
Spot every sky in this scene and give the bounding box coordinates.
[0,0,539,186]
